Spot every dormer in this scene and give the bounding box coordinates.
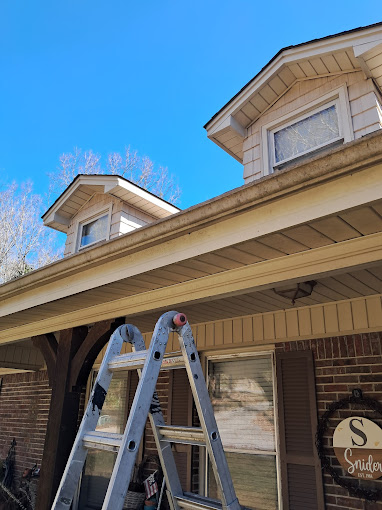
[204,23,382,183]
[42,174,180,257]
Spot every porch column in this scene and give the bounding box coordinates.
[33,318,124,510]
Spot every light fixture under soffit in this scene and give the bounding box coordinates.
[273,280,317,305]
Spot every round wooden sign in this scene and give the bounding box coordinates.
[333,416,382,480]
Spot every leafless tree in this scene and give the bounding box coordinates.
[49,147,181,204]
[0,182,61,284]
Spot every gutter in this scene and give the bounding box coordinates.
[1,130,382,301]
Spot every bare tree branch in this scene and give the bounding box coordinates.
[49,146,181,204]
[0,183,61,284]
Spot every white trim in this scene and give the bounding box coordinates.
[261,85,354,175]
[204,350,282,509]
[75,204,112,253]
[205,26,382,133]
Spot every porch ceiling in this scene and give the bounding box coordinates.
[2,132,382,344]
[2,201,382,342]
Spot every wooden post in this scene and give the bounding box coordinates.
[33,318,124,510]
[34,326,87,510]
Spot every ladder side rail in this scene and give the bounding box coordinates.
[101,312,181,510]
[51,325,128,510]
[129,323,183,509]
[177,324,241,510]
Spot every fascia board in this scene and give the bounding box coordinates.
[41,175,110,223]
[105,178,179,215]
[208,115,246,138]
[354,40,382,79]
[3,130,382,305]
[205,27,382,134]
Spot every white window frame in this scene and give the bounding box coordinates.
[261,85,354,175]
[76,205,112,252]
[204,350,282,510]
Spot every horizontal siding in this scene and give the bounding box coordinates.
[243,72,382,183]
[64,194,119,255]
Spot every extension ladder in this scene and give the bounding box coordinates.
[52,311,241,510]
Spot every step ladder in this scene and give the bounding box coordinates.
[52,311,241,510]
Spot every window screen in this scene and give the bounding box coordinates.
[274,104,340,165]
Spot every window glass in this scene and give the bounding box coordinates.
[207,356,278,510]
[78,374,129,510]
[274,104,339,164]
[80,214,108,248]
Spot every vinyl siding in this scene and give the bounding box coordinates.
[243,72,382,183]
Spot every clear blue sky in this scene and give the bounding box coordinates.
[0,1,380,209]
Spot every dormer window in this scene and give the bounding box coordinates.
[262,86,354,175]
[78,212,110,250]
[272,102,340,167]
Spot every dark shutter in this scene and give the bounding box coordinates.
[276,350,324,510]
[170,369,192,491]
[128,370,139,410]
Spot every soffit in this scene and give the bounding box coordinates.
[2,202,382,338]
[205,26,382,162]
[3,131,381,309]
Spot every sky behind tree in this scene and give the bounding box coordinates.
[0,1,380,209]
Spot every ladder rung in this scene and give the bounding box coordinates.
[175,493,222,510]
[83,431,123,453]
[158,426,206,446]
[109,351,185,372]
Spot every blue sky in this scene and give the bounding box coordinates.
[0,1,380,210]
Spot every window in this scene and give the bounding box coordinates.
[206,354,280,510]
[78,212,110,250]
[262,86,353,174]
[77,371,139,510]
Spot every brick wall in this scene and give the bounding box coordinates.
[276,332,382,510]
[0,370,51,484]
[143,372,170,464]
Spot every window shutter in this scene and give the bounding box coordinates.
[170,369,192,491]
[276,350,324,510]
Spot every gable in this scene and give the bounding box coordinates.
[205,24,382,164]
[242,72,382,183]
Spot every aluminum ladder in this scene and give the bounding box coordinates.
[52,311,241,510]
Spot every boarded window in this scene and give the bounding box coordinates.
[207,355,278,510]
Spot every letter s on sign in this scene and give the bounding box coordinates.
[350,418,367,447]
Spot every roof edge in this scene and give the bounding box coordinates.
[2,130,382,301]
[204,21,382,130]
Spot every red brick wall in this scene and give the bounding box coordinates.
[276,333,382,510]
[142,372,171,476]
[0,370,51,483]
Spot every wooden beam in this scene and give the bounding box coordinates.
[36,326,87,510]
[2,231,382,343]
[69,317,124,390]
[32,333,58,385]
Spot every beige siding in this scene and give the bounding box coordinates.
[64,194,120,256]
[64,195,157,255]
[243,72,382,183]
[0,343,45,370]
[190,295,382,349]
[93,295,382,365]
[109,204,155,239]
